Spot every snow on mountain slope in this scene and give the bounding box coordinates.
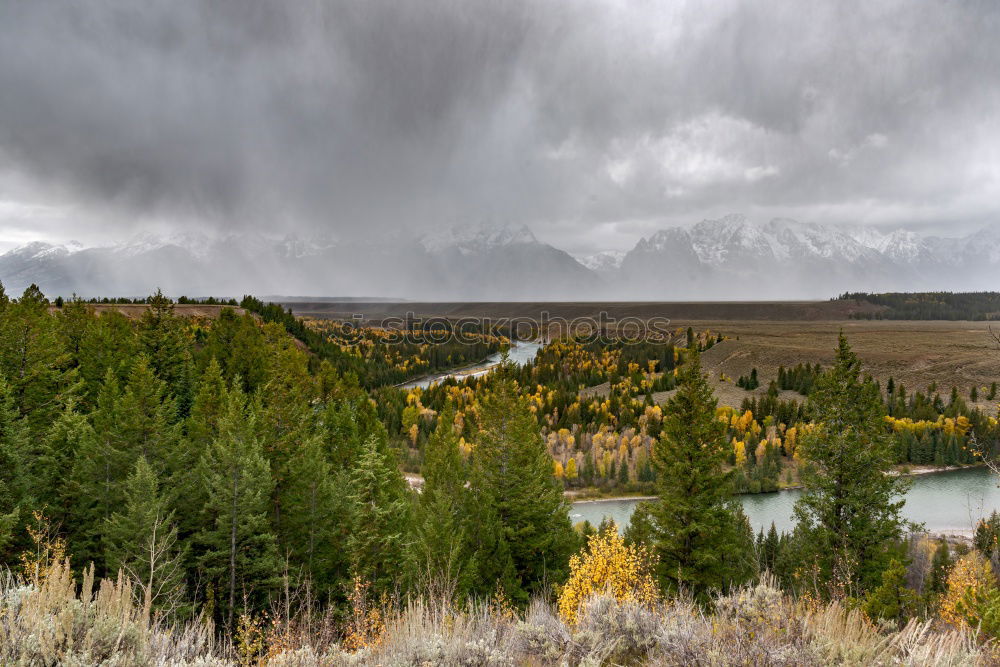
[577,250,626,273]
[421,222,538,255]
[1,217,998,299]
[619,216,1000,299]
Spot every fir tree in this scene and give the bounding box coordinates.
[649,348,754,600]
[77,310,137,404]
[138,289,189,389]
[104,457,187,618]
[196,387,279,629]
[466,370,576,604]
[186,358,227,450]
[40,403,99,561]
[793,334,908,596]
[927,539,952,597]
[346,435,412,596]
[0,285,76,431]
[0,378,28,557]
[280,434,348,600]
[112,356,181,470]
[408,404,469,599]
[863,558,918,624]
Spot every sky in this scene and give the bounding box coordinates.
[1,0,999,255]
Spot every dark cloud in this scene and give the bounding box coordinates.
[1,0,999,249]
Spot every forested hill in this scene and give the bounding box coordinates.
[839,291,1000,320]
[0,281,576,632]
[0,283,415,625]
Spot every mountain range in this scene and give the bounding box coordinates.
[2,215,998,300]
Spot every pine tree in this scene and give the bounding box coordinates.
[138,289,189,389]
[56,298,94,369]
[347,436,412,596]
[421,404,465,499]
[0,285,76,431]
[172,358,229,538]
[0,378,29,557]
[186,358,227,450]
[196,387,279,628]
[280,434,348,600]
[257,338,316,538]
[793,334,908,596]
[77,309,137,404]
[104,457,187,618]
[408,404,469,599]
[112,356,181,470]
[617,456,630,486]
[320,388,388,471]
[863,558,918,624]
[68,370,126,569]
[928,539,953,596]
[466,371,576,604]
[649,347,754,600]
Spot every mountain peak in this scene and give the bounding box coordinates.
[421,222,538,254]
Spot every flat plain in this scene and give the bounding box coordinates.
[285,299,1000,409]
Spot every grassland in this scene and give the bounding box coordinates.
[287,299,1000,410]
[695,319,1000,409]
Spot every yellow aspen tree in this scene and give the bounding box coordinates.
[557,524,658,625]
[733,439,747,467]
[940,551,995,628]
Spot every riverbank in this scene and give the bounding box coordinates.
[565,463,990,504]
[397,339,543,389]
[571,466,1000,536]
[394,353,494,389]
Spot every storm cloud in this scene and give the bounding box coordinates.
[1,0,999,253]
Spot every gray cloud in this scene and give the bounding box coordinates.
[1,0,999,251]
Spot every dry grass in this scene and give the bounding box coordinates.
[695,319,1000,409]
[0,564,985,665]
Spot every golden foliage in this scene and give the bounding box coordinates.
[733,438,747,466]
[19,511,68,586]
[342,577,386,652]
[557,523,659,625]
[940,551,996,628]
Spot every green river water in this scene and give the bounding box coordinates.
[570,467,1000,534]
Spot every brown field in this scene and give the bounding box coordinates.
[690,319,1000,409]
[279,298,885,322]
[283,299,1000,410]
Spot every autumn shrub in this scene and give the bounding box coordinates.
[940,551,998,630]
[0,564,983,665]
[557,522,658,625]
[0,560,223,665]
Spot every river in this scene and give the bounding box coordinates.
[398,340,543,389]
[570,466,1000,535]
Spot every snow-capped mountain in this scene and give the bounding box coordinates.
[1,217,998,300]
[619,216,1000,299]
[577,251,626,276]
[421,223,537,255]
[0,223,599,299]
[419,223,600,299]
